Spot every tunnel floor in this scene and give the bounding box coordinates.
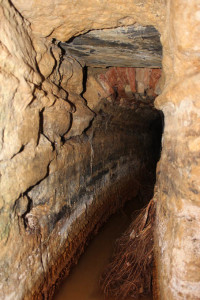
[53,197,153,300]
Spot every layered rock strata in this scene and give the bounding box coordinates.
[60,24,162,68]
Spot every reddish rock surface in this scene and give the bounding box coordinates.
[97,67,161,100]
[149,69,162,91]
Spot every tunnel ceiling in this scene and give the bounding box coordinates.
[60,24,162,68]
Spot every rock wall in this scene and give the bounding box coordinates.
[0,0,199,299]
[11,0,165,40]
[154,1,200,299]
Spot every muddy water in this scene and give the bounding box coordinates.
[53,201,152,300]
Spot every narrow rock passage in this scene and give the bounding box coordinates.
[53,199,152,300]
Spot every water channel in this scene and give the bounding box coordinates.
[54,199,152,300]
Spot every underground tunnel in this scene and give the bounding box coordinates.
[0,1,200,300]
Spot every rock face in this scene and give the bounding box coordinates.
[11,0,165,40]
[0,0,199,300]
[154,1,200,299]
[60,24,162,68]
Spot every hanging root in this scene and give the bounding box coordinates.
[100,199,156,299]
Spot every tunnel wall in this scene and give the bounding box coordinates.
[0,1,162,298]
[154,1,200,299]
[0,1,200,300]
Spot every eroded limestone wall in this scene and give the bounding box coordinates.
[154,1,200,299]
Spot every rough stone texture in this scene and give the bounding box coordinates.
[43,99,71,143]
[11,0,165,41]
[0,0,199,300]
[154,1,200,299]
[60,24,162,68]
